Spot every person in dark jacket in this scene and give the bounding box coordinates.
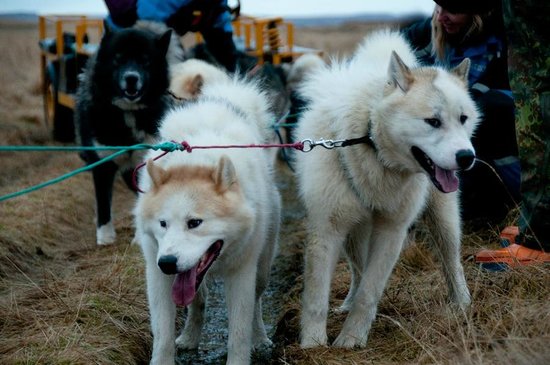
[474,0,550,267]
[402,0,521,225]
[104,0,238,72]
[503,0,550,253]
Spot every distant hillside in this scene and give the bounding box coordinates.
[0,11,426,27]
[0,13,37,22]
[287,12,426,27]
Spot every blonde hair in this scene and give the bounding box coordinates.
[431,11,484,61]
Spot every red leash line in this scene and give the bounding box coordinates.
[132,140,305,193]
[177,140,305,152]
[132,150,170,193]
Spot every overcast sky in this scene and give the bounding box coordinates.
[0,0,435,17]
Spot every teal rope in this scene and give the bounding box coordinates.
[0,142,184,202]
[0,142,182,153]
[274,123,297,128]
[271,112,299,130]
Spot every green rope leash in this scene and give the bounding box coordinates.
[0,142,181,153]
[0,142,184,202]
[273,123,298,128]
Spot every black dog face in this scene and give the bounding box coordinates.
[94,26,172,107]
[115,56,146,102]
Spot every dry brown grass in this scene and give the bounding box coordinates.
[0,19,549,365]
[275,242,550,365]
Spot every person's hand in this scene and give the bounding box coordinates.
[470,82,489,100]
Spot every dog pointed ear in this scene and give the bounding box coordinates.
[214,156,237,193]
[187,74,204,98]
[101,20,116,43]
[157,29,172,56]
[146,159,168,189]
[103,19,112,35]
[452,58,470,85]
[388,51,414,92]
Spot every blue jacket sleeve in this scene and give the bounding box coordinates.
[137,0,193,22]
[136,0,232,34]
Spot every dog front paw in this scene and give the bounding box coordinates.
[451,293,471,312]
[300,331,327,348]
[300,319,328,348]
[453,289,472,311]
[150,353,175,365]
[333,331,367,348]
[175,332,200,350]
[96,222,116,245]
[332,303,351,314]
[252,336,273,350]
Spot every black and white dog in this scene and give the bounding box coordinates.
[75,24,173,245]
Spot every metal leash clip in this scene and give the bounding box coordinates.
[301,138,346,152]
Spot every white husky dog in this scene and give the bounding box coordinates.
[294,30,478,349]
[133,76,281,365]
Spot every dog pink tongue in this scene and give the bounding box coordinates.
[435,166,459,193]
[172,265,198,307]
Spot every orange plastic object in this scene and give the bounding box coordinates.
[475,226,550,270]
[475,243,550,269]
[499,225,519,245]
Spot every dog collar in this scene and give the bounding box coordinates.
[341,123,376,150]
[341,134,376,150]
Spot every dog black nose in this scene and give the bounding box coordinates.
[456,149,475,170]
[121,71,142,97]
[158,255,178,275]
[125,74,139,88]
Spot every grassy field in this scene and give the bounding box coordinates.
[0,19,549,365]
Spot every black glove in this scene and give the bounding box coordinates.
[202,29,238,72]
[105,0,137,27]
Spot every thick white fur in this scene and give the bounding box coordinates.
[295,30,477,349]
[285,53,326,91]
[169,59,230,100]
[134,75,281,365]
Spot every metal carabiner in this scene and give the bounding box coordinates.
[321,139,346,149]
[301,139,315,152]
[300,138,345,152]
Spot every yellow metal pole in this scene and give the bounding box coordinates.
[232,19,241,38]
[39,16,46,91]
[244,23,251,49]
[38,16,46,40]
[55,19,63,57]
[287,22,294,52]
[254,20,264,61]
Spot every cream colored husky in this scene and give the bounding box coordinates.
[133,75,281,365]
[294,30,478,348]
[169,58,230,100]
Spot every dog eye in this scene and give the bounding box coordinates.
[460,115,468,124]
[140,57,151,66]
[187,219,203,229]
[159,220,167,228]
[424,118,441,128]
